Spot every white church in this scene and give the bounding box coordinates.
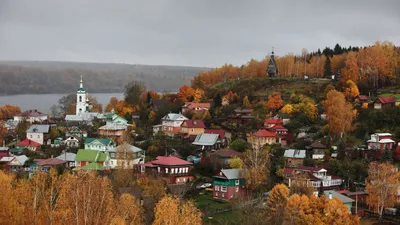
[65,76,101,122]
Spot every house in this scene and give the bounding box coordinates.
[112,143,145,169]
[307,141,328,159]
[32,158,66,173]
[264,118,283,128]
[74,149,110,168]
[66,126,86,138]
[99,111,129,142]
[205,129,226,146]
[323,190,354,213]
[247,129,277,150]
[229,109,254,126]
[142,156,194,184]
[14,109,47,123]
[374,96,396,109]
[84,138,115,151]
[26,124,50,145]
[152,124,162,134]
[6,155,28,172]
[354,95,368,104]
[367,133,395,151]
[180,120,206,137]
[213,169,245,200]
[192,133,222,150]
[0,147,9,159]
[16,139,41,151]
[56,152,76,168]
[284,166,342,190]
[160,113,189,136]
[210,148,243,169]
[284,149,306,168]
[182,102,210,114]
[63,136,80,148]
[270,124,288,135]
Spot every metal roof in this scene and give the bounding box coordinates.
[192,133,220,146]
[284,149,306,158]
[324,190,354,204]
[56,152,76,162]
[27,124,50,133]
[219,169,243,179]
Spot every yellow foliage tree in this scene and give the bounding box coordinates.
[115,194,143,225]
[344,80,360,100]
[230,157,243,169]
[153,195,202,225]
[266,184,289,225]
[280,104,293,114]
[242,96,252,109]
[366,162,400,220]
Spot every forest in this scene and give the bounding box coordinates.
[0,61,207,95]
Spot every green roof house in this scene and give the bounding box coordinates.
[84,138,115,151]
[75,149,110,169]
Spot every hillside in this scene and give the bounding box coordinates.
[0,61,209,95]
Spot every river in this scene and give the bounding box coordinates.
[0,93,124,113]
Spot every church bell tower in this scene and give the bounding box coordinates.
[76,75,87,115]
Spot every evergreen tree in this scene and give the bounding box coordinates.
[324,56,332,78]
[381,148,393,163]
[214,93,222,107]
[333,43,342,55]
[318,181,324,197]
[146,92,152,105]
[317,48,322,56]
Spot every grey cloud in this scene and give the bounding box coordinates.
[0,0,399,67]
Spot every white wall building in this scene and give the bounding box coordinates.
[26,125,50,145]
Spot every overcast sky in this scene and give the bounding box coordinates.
[0,0,399,67]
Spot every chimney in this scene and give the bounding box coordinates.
[329,192,332,199]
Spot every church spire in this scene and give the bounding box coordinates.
[80,75,83,88]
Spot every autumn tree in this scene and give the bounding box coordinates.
[153,195,202,225]
[280,104,293,114]
[266,184,289,225]
[105,97,119,112]
[323,90,354,142]
[223,91,239,103]
[114,194,143,225]
[343,80,360,100]
[342,51,359,82]
[289,173,315,197]
[366,162,400,220]
[266,92,284,112]
[0,104,21,119]
[243,147,270,190]
[193,88,205,103]
[242,96,251,108]
[177,85,196,103]
[230,157,243,169]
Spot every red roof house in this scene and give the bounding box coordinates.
[355,95,368,104]
[180,120,206,137]
[142,156,194,184]
[247,129,277,149]
[16,139,41,151]
[264,118,283,128]
[374,96,396,109]
[284,166,343,190]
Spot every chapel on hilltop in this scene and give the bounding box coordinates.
[267,49,278,77]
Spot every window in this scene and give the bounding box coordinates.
[157,167,160,173]
[216,192,218,197]
[235,187,239,192]
[221,186,227,192]
[183,178,186,182]
[177,178,180,182]
[141,166,145,173]
[235,179,239,185]
[215,185,219,191]
[37,135,40,138]
[79,96,82,102]
[171,168,174,174]
[30,135,33,138]
[222,193,225,198]
[165,168,168,174]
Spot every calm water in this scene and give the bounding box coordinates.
[0,93,124,113]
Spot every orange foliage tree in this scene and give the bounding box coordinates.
[322,90,354,141]
[0,104,21,119]
[343,80,360,100]
[177,85,196,102]
[105,97,119,112]
[266,92,284,112]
